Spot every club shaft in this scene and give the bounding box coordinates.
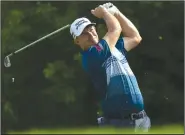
[10,24,70,56]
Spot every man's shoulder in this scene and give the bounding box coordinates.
[82,41,105,55]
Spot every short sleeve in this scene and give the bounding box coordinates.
[115,37,127,55]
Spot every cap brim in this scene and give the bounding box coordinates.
[75,23,96,37]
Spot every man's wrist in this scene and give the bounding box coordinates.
[102,10,112,19]
[114,10,121,18]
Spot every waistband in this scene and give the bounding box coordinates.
[105,110,147,121]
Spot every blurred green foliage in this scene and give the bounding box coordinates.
[1,1,184,133]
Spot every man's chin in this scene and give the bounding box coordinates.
[92,40,98,45]
[90,38,98,45]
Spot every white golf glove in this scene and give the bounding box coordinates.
[101,2,119,15]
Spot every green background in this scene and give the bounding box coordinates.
[1,1,184,133]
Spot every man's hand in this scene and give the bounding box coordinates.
[91,5,108,18]
[92,4,121,52]
[102,2,142,52]
[101,2,120,16]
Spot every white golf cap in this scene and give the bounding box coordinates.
[70,17,96,39]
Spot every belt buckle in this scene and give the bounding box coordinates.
[131,113,137,120]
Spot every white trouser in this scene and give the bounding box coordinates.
[135,115,151,132]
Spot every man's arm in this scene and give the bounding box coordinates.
[115,11,142,52]
[102,3,142,52]
[91,5,122,52]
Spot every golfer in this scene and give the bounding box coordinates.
[70,3,151,132]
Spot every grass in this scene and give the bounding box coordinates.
[7,125,184,134]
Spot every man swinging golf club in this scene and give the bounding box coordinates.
[70,3,151,132]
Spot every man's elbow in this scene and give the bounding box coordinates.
[109,26,122,34]
[109,27,122,37]
[115,27,122,36]
[134,35,142,45]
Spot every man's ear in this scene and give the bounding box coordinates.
[74,39,79,45]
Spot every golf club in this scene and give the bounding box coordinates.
[4,24,70,68]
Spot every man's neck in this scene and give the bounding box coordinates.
[81,44,93,51]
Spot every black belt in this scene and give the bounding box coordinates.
[125,110,147,120]
[106,110,147,121]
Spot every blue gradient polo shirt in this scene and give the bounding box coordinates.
[81,38,144,118]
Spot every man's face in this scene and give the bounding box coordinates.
[75,25,99,49]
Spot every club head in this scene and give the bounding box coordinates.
[4,56,11,68]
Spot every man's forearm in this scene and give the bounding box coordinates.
[101,8,121,50]
[102,10,121,33]
[115,11,140,38]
